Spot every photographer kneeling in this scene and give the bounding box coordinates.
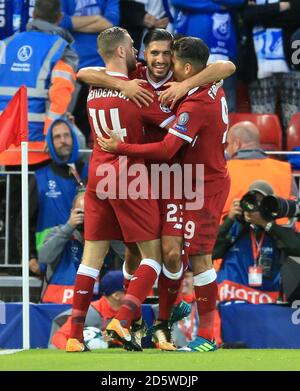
[38,189,125,304]
[213,180,300,304]
[38,190,86,304]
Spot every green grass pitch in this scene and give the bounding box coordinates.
[1,349,300,371]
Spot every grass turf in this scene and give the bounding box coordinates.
[1,349,300,371]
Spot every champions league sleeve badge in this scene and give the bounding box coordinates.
[178,112,189,126]
[174,112,189,133]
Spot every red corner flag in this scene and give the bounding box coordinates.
[0,86,28,152]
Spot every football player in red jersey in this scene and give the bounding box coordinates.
[66,27,176,353]
[99,36,231,352]
[78,29,235,350]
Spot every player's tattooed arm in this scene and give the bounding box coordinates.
[77,67,153,108]
[159,60,236,109]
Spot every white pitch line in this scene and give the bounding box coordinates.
[0,349,24,355]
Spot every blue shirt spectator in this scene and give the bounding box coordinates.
[171,0,244,112]
[0,0,35,39]
[60,0,120,68]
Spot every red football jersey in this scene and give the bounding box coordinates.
[132,63,175,144]
[169,82,229,195]
[86,72,174,195]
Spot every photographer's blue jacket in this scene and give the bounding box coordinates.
[38,222,83,304]
[59,0,119,68]
[217,221,281,292]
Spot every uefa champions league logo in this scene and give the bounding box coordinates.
[17,45,33,62]
[46,180,62,199]
[48,180,56,191]
[159,103,172,113]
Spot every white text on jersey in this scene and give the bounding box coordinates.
[208,82,222,100]
[87,88,129,101]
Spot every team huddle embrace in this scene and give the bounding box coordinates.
[66,27,235,353]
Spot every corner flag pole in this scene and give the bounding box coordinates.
[21,139,30,349]
[19,85,30,350]
[0,85,30,348]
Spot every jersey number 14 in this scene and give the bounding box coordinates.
[88,108,127,141]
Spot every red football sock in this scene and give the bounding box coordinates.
[70,265,98,341]
[194,277,218,341]
[123,277,142,320]
[157,267,183,321]
[116,259,160,328]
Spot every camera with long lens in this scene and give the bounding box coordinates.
[260,196,300,221]
[240,191,261,213]
[237,191,262,223]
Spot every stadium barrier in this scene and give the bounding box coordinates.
[0,302,154,349]
[1,302,300,349]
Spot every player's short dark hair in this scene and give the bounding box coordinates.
[143,28,173,48]
[172,37,210,72]
[33,0,61,24]
[97,27,129,60]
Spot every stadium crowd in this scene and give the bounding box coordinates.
[1,0,300,352]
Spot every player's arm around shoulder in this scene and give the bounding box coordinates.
[159,60,236,108]
[77,66,111,86]
[77,67,153,107]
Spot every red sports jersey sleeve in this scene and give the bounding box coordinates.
[117,132,184,161]
[168,99,204,144]
[169,84,229,195]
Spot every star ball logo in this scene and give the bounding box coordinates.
[159,103,172,113]
[48,180,56,191]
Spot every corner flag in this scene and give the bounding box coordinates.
[0,86,28,152]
